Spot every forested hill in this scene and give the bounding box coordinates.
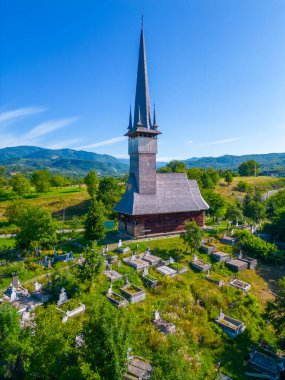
[0,146,128,177]
[0,146,284,177]
[183,152,285,172]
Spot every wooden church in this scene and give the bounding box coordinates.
[114,23,209,238]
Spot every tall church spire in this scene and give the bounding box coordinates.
[128,106,132,130]
[133,20,152,129]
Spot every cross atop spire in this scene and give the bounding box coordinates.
[133,21,152,130]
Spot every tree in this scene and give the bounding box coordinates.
[202,190,226,221]
[84,200,105,241]
[97,177,121,215]
[266,277,285,342]
[50,174,68,188]
[83,302,131,380]
[165,160,186,173]
[77,245,104,282]
[236,230,281,261]
[31,170,51,192]
[235,180,253,193]
[238,160,259,176]
[186,168,203,187]
[5,200,29,225]
[200,173,214,189]
[224,170,233,185]
[0,302,24,378]
[243,195,265,223]
[85,171,99,199]
[15,205,57,249]
[11,174,31,196]
[180,221,204,253]
[225,203,243,225]
[27,305,82,379]
[268,208,285,242]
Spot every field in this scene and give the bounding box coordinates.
[0,186,90,234]
[214,176,282,203]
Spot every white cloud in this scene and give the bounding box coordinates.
[0,107,47,123]
[26,117,79,139]
[47,138,83,150]
[113,153,129,159]
[197,137,244,147]
[78,136,125,150]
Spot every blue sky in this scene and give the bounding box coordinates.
[1,0,285,161]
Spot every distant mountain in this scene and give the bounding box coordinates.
[0,146,128,177]
[183,153,285,171]
[1,147,284,177]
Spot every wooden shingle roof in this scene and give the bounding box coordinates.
[114,172,209,215]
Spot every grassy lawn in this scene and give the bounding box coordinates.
[0,238,15,249]
[0,186,90,230]
[215,176,281,203]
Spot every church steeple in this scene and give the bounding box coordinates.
[133,21,152,130]
[128,106,132,130]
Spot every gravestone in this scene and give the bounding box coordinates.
[57,288,68,306]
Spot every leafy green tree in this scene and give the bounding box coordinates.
[50,174,68,188]
[243,195,265,223]
[0,302,24,378]
[236,230,281,261]
[85,171,99,199]
[77,245,104,282]
[225,203,243,224]
[11,173,31,196]
[266,189,285,216]
[31,170,51,192]
[200,172,214,189]
[27,305,82,379]
[266,277,285,342]
[45,271,79,301]
[152,338,194,380]
[5,200,29,224]
[235,180,253,193]
[238,160,259,176]
[180,221,204,253]
[83,302,131,380]
[202,190,226,221]
[267,208,285,242]
[166,160,186,173]
[186,168,203,187]
[97,177,121,215]
[224,170,233,185]
[206,168,220,186]
[15,205,57,249]
[84,200,105,241]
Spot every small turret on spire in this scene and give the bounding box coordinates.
[137,106,143,127]
[152,104,158,129]
[128,106,132,130]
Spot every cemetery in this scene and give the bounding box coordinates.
[106,284,128,308]
[0,231,283,379]
[104,268,123,282]
[123,253,150,271]
[229,278,251,292]
[156,265,177,277]
[190,254,212,272]
[121,281,146,304]
[220,235,238,246]
[142,268,158,287]
[152,310,176,334]
[215,309,246,338]
[124,355,153,380]
[201,240,216,254]
[226,258,248,272]
[211,251,230,263]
